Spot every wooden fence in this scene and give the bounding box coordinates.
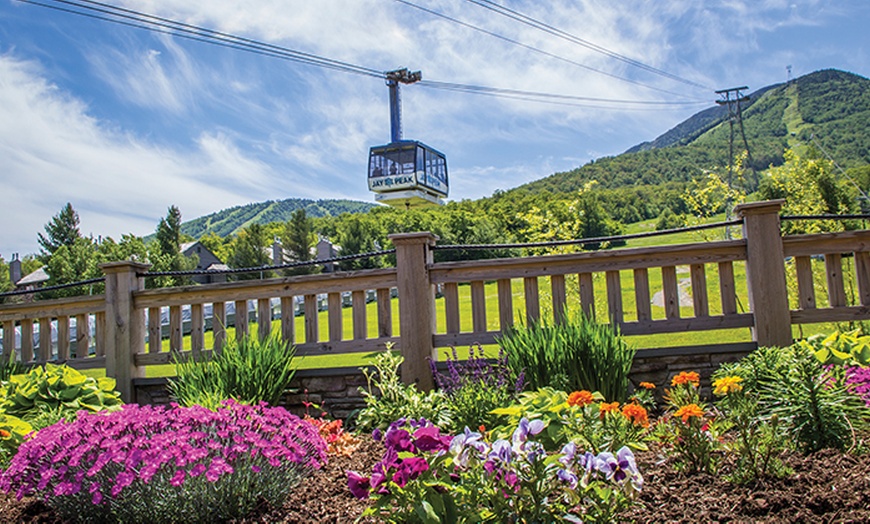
[3,199,870,402]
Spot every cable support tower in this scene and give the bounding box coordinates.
[394,0,705,101]
[715,86,756,239]
[18,0,709,111]
[462,0,712,91]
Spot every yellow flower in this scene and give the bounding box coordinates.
[713,376,743,396]
[567,390,595,407]
[671,371,700,388]
[674,403,705,423]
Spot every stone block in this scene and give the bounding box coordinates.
[302,376,347,393]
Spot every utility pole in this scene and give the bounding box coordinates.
[716,86,756,238]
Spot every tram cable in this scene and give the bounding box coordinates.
[17,0,713,110]
[393,0,705,101]
[463,0,713,91]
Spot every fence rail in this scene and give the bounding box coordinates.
[4,200,870,401]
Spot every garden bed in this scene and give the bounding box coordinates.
[3,437,869,523]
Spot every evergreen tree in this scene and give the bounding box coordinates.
[38,203,82,260]
[282,209,317,275]
[156,205,183,257]
[148,206,197,288]
[228,223,271,280]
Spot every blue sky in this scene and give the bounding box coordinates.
[1,0,869,257]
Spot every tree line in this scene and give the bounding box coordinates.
[2,146,866,302]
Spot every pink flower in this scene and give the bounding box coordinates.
[170,469,186,487]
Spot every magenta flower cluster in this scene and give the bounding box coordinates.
[0,400,327,508]
[845,365,870,406]
[347,417,452,499]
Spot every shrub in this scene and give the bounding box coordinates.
[717,344,870,453]
[0,363,122,427]
[764,346,870,453]
[430,345,523,431]
[354,346,452,432]
[168,330,297,409]
[497,312,635,402]
[0,401,326,523]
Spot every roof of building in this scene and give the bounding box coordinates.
[16,266,50,286]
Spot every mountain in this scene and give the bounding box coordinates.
[180,198,377,238]
[519,69,870,195]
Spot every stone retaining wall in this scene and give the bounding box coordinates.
[133,344,755,419]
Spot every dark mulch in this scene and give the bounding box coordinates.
[3,439,870,523]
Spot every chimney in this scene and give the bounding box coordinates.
[10,253,21,285]
[272,238,283,266]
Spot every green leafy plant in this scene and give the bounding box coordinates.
[763,346,870,453]
[0,363,122,425]
[497,312,635,402]
[711,375,791,484]
[354,346,452,432]
[430,346,523,432]
[0,413,32,469]
[168,330,298,409]
[800,329,870,366]
[491,387,650,454]
[654,371,725,474]
[719,343,870,454]
[0,353,26,384]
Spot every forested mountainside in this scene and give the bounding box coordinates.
[179,199,376,239]
[520,69,870,196]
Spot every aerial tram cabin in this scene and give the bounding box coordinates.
[368,69,448,208]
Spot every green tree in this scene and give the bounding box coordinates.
[43,237,101,298]
[156,205,183,257]
[228,223,271,280]
[337,215,384,271]
[197,232,230,264]
[37,203,82,261]
[148,206,197,288]
[282,209,317,275]
[758,148,856,234]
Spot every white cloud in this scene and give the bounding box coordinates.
[0,53,283,256]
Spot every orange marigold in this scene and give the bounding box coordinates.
[567,390,595,407]
[674,403,705,423]
[671,371,700,388]
[599,401,620,418]
[639,381,656,390]
[0,429,10,439]
[621,403,650,428]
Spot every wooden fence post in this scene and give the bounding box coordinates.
[390,232,438,391]
[734,199,793,348]
[101,261,150,403]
